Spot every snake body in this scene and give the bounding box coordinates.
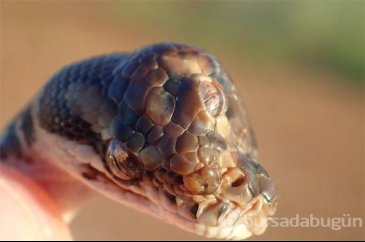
[0,43,277,240]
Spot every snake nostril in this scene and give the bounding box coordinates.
[220,168,253,205]
[231,177,246,187]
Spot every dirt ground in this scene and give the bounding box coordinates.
[1,2,364,240]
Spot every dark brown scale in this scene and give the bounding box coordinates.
[99,99,118,118]
[171,79,203,129]
[118,102,139,126]
[108,75,129,104]
[168,171,183,184]
[163,78,181,96]
[154,168,182,185]
[163,122,185,137]
[126,132,145,152]
[136,115,155,134]
[158,135,177,157]
[140,50,156,65]
[120,58,139,78]
[124,77,151,113]
[139,145,161,171]
[86,76,101,86]
[148,125,164,144]
[98,70,112,80]
[151,43,176,54]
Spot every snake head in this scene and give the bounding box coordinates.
[99,43,277,239]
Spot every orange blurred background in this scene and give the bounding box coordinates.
[1,1,364,240]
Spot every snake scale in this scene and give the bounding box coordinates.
[0,43,277,240]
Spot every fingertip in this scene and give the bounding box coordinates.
[0,164,72,240]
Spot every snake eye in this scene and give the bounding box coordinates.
[105,139,144,180]
[200,81,225,117]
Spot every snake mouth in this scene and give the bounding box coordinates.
[98,167,276,240]
[91,136,278,240]
[81,150,277,240]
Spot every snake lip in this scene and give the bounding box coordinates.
[92,154,276,240]
[101,174,253,240]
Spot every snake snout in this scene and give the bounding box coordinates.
[237,154,277,206]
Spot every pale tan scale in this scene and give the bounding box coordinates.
[176,131,199,153]
[170,152,198,175]
[160,51,203,75]
[197,147,219,165]
[196,196,217,218]
[189,110,216,135]
[190,73,213,83]
[194,162,205,171]
[218,150,236,168]
[215,114,231,138]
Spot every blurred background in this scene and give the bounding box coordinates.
[1,1,364,240]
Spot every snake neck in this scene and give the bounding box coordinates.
[0,103,96,221]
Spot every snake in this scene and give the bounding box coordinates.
[0,43,277,240]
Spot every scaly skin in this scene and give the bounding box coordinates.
[0,43,277,240]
